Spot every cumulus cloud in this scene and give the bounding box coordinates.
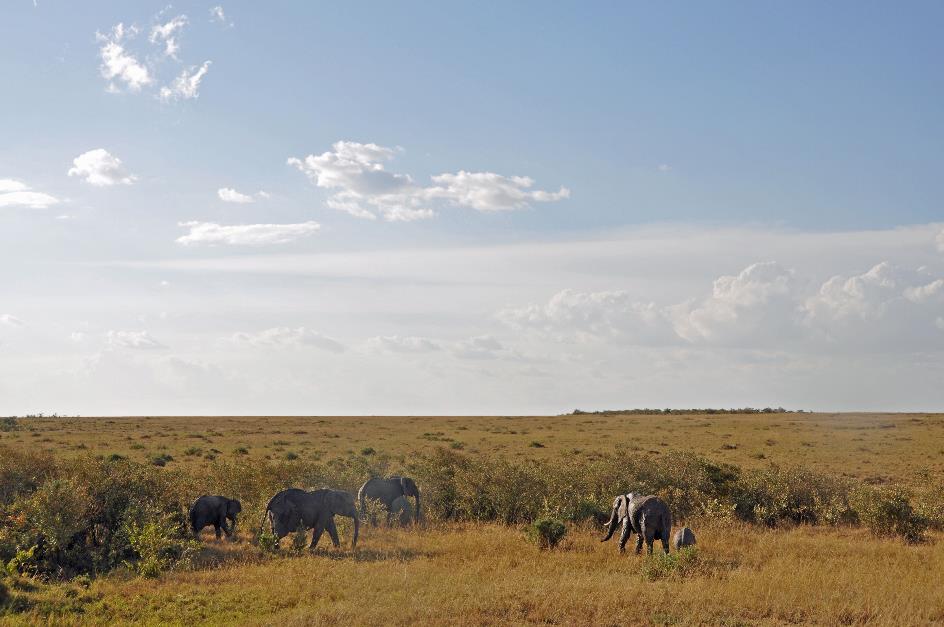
[0,314,24,327]
[0,179,59,209]
[217,188,268,203]
[217,187,254,203]
[230,327,344,353]
[68,149,136,186]
[97,23,151,92]
[149,14,187,58]
[670,262,799,344]
[106,330,165,350]
[366,335,442,353]
[176,221,320,246]
[288,140,569,221]
[499,289,672,344]
[159,61,211,102]
[502,260,944,352]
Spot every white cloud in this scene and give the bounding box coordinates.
[670,262,799,344]
[176,221,321,246]
[68,149,136,186]
[366,335,442,353]
[106,330,165,350]
[288,140,569,221]
[97,23,152,92]
[149,14,187,58]
[159,61,211,102]
[209,6,231,26]
[805,262,899,323]
[0,179,59,209]
[230,327,344,353]
[451,335,505,360]
[0,314,24,327]
[217,187,254,203]
[904,279,944,304]
[937,229,944,253]
[499,289,672,345]
[70,332,87,343]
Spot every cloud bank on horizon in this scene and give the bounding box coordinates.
[1,3,943,414]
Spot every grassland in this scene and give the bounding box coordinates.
[2,412,943,625]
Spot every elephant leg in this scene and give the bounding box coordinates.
[618,519,631,554]
[326,516,341,548]
[214,524,222,540]
[660,530,670,554]
[309,518,327,550]
[634,534,644,555]
[644,527,655,555]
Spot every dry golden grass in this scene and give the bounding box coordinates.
[2,412,944,625]
[5,412,944,487]
[6,523,944,625]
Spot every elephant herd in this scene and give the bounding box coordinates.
[189,480,696,556]
[188,475,420,551]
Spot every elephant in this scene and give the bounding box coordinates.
[673,526,696,550]
[600,492,672,555]
[357,476,421,525]
[260,488,359,550]
[189,495,242,540]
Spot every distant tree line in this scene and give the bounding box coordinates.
[569,407,804,416]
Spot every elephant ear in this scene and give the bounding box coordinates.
[227,499,242,516]
[400,477,411,495]
[617,495,629,522]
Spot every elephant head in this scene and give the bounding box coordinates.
[399,476,421,521]
[227,499,242,521]
[601,493,634,542]
[322,489,360,549]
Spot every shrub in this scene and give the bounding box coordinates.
[640,547,701,581]
[257,529,278,554]
[360,447,375,456]
[527,518,566,550]
[0,417,18,433]
[851,486,927,543]
[284,452,299,461]
[125,512,198,578]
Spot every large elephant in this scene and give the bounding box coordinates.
[600,492,672,555]
[357,476,420,525]
[261,488,359,550]
[189,495,242,540]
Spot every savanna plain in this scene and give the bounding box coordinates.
[1,411,943,625]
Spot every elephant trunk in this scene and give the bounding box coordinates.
[601,507,618,542]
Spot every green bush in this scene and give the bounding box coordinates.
[851,486,927,543]
[527,518,566,550]
[0,417,18,433]
[125,512,198,578]
[640,547,700,581]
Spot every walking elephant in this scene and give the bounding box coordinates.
[189,495,242,540]
[600,492,672,555]
[357,476,420,525]
[260,488,359,550]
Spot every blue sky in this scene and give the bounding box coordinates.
[1,2,943,414]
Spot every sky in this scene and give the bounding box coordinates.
[1,1,943,415]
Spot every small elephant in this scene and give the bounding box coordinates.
[673,526,696,549]
[189,495,242,540]
[261,488,359,550]
[600,492,672,555]
[357,476,421,526]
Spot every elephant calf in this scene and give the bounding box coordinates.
[189,495,242,540]
[601,492,672,555]
[673,527,696,549]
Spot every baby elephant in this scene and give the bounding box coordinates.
[189,495,242,540]
[673,526,696,550]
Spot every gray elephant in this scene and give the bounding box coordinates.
[189,495,242,540]
[261,488,359,550]
[600,492,672,555]
[357,476,421,525]
[673,526,696,549]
